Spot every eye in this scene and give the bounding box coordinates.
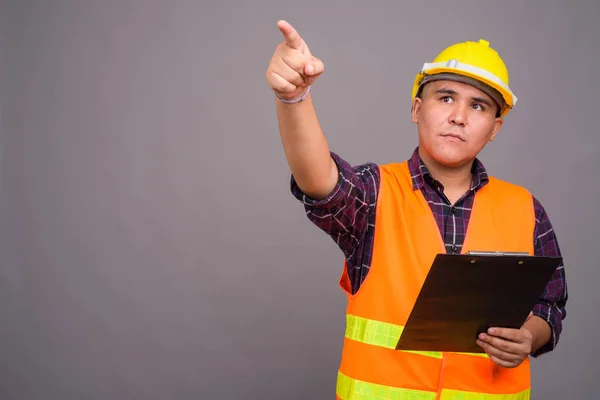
[472,103,485,111]
[441,96,453,103]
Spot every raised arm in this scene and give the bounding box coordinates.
[265,20,336,200]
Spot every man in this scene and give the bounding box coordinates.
[265,20,567,399]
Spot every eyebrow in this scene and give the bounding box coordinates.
[435,88,493,108]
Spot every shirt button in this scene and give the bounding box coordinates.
[451,245,458,253]
[451,206,456,214]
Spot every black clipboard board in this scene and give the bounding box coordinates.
[395,251,562,353]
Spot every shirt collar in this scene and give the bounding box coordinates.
[407,147,489,192]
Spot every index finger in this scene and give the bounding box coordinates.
[277,20,303,50]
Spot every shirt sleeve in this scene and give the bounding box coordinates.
[290,152,379,268]
[530,196,568,357]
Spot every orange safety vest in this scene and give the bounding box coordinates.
[336,161,536,400]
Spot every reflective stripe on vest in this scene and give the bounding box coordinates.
[345,314,489,359]
[337,371,531,400]
[439,388,531,400]
[337,371,436,400]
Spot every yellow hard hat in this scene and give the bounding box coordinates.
[411,39,517,117]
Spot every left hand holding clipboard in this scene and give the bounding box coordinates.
[476,312,534,368]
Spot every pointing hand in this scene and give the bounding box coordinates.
[265,20,325,100]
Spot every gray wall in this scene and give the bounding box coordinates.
[0,0,598,399]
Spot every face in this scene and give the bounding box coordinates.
[411,79,503,169]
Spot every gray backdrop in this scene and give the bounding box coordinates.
[0,0,598,399]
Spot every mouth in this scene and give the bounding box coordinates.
[440,133,465,142]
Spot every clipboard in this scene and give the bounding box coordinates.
[395,251,562,353]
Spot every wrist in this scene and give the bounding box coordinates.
[523,315,551,353]
[275,85,310,104]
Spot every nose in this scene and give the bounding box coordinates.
[449,103,468,126]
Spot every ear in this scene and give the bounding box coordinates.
[488,117,504,142]
[411,98,422,124]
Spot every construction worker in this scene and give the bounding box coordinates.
[265,20,568,399]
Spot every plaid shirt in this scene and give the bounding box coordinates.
[291,147,568,357]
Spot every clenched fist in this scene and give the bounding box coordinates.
[266,20,325,101]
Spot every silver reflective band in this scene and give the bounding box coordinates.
[421,61,518,106]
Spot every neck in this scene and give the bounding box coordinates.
[418,148,474,192]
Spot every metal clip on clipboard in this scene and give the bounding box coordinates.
[466,251,530,257]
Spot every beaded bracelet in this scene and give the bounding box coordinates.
[275,86,311,104]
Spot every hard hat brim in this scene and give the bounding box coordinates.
[412,61,518,117]
[418,73,505,114]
